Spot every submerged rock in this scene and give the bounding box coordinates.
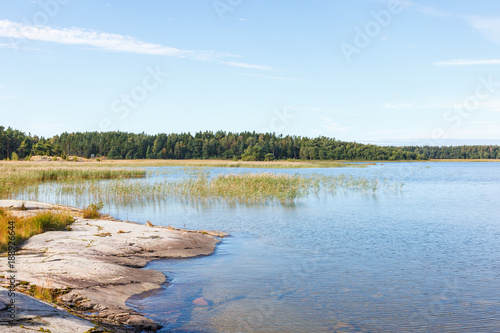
[193,297,209,306]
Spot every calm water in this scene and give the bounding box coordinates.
[19,163,500,332]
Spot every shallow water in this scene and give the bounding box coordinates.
[18,162,500,332]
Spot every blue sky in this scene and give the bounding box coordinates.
[1,0,500,145]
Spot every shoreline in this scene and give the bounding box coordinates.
[0,200,228,332]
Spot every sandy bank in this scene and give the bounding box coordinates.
[0,200,228,332]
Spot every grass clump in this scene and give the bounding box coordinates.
[0,208,74,252]
[179,172,308,203]
[82,202,104,219]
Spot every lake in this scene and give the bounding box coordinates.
[18,162,500,332]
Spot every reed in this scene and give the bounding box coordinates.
[48,172,403,205]
[0,163,145,198]
[0,208,74,252]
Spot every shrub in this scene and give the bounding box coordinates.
[11,152,19,161]
[82,202,104,219]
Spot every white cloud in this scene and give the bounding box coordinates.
[434,58,500,66]
[417,6,500,46]
[0,20,277,70]
[465,15,500,44]
[0,20,237,62]
[221,61,272,71]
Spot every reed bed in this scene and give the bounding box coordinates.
[43,172,403,205]
[0,164,146,198]
[0,208,74,252]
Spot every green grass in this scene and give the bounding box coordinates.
[0,208,74,252]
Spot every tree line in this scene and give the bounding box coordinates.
[1,126,499,161]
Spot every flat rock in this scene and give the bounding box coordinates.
[0,200,227,331]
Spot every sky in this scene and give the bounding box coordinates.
[1,0,500,146]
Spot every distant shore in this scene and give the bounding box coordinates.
[0,200,227,332]
[3,158,499,170]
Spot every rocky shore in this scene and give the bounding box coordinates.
[0,200,227,332]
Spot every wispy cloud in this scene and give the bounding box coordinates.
[0,41,40,51]
[0,20,276,69]
[384,102,413,109]
[0,20,237,61]
[417,6,500,45]
[434,58,500,66]
[465,15,500,44]
[222,61,272,71]
[243,73,297,81]
[313,118,350,135]
[419,6,453,18]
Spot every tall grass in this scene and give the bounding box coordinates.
[82,201,104,219]
[46,172,403,205]
[0,164,145,198]
[0,208,74,252]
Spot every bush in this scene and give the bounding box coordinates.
[82,202,104,219]
[0,209,74,252]
[11,152,19,161]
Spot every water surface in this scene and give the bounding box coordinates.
[17,162,500,332]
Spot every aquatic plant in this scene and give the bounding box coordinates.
[0,163,146,198]
[41,172,404,206]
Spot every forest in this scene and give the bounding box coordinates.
[1,126,499,161]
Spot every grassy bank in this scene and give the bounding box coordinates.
[46,172,403,205]
[0,163,146,198]
[0,208,74,252]
[1,159,371,169]
[100,159,372,168]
